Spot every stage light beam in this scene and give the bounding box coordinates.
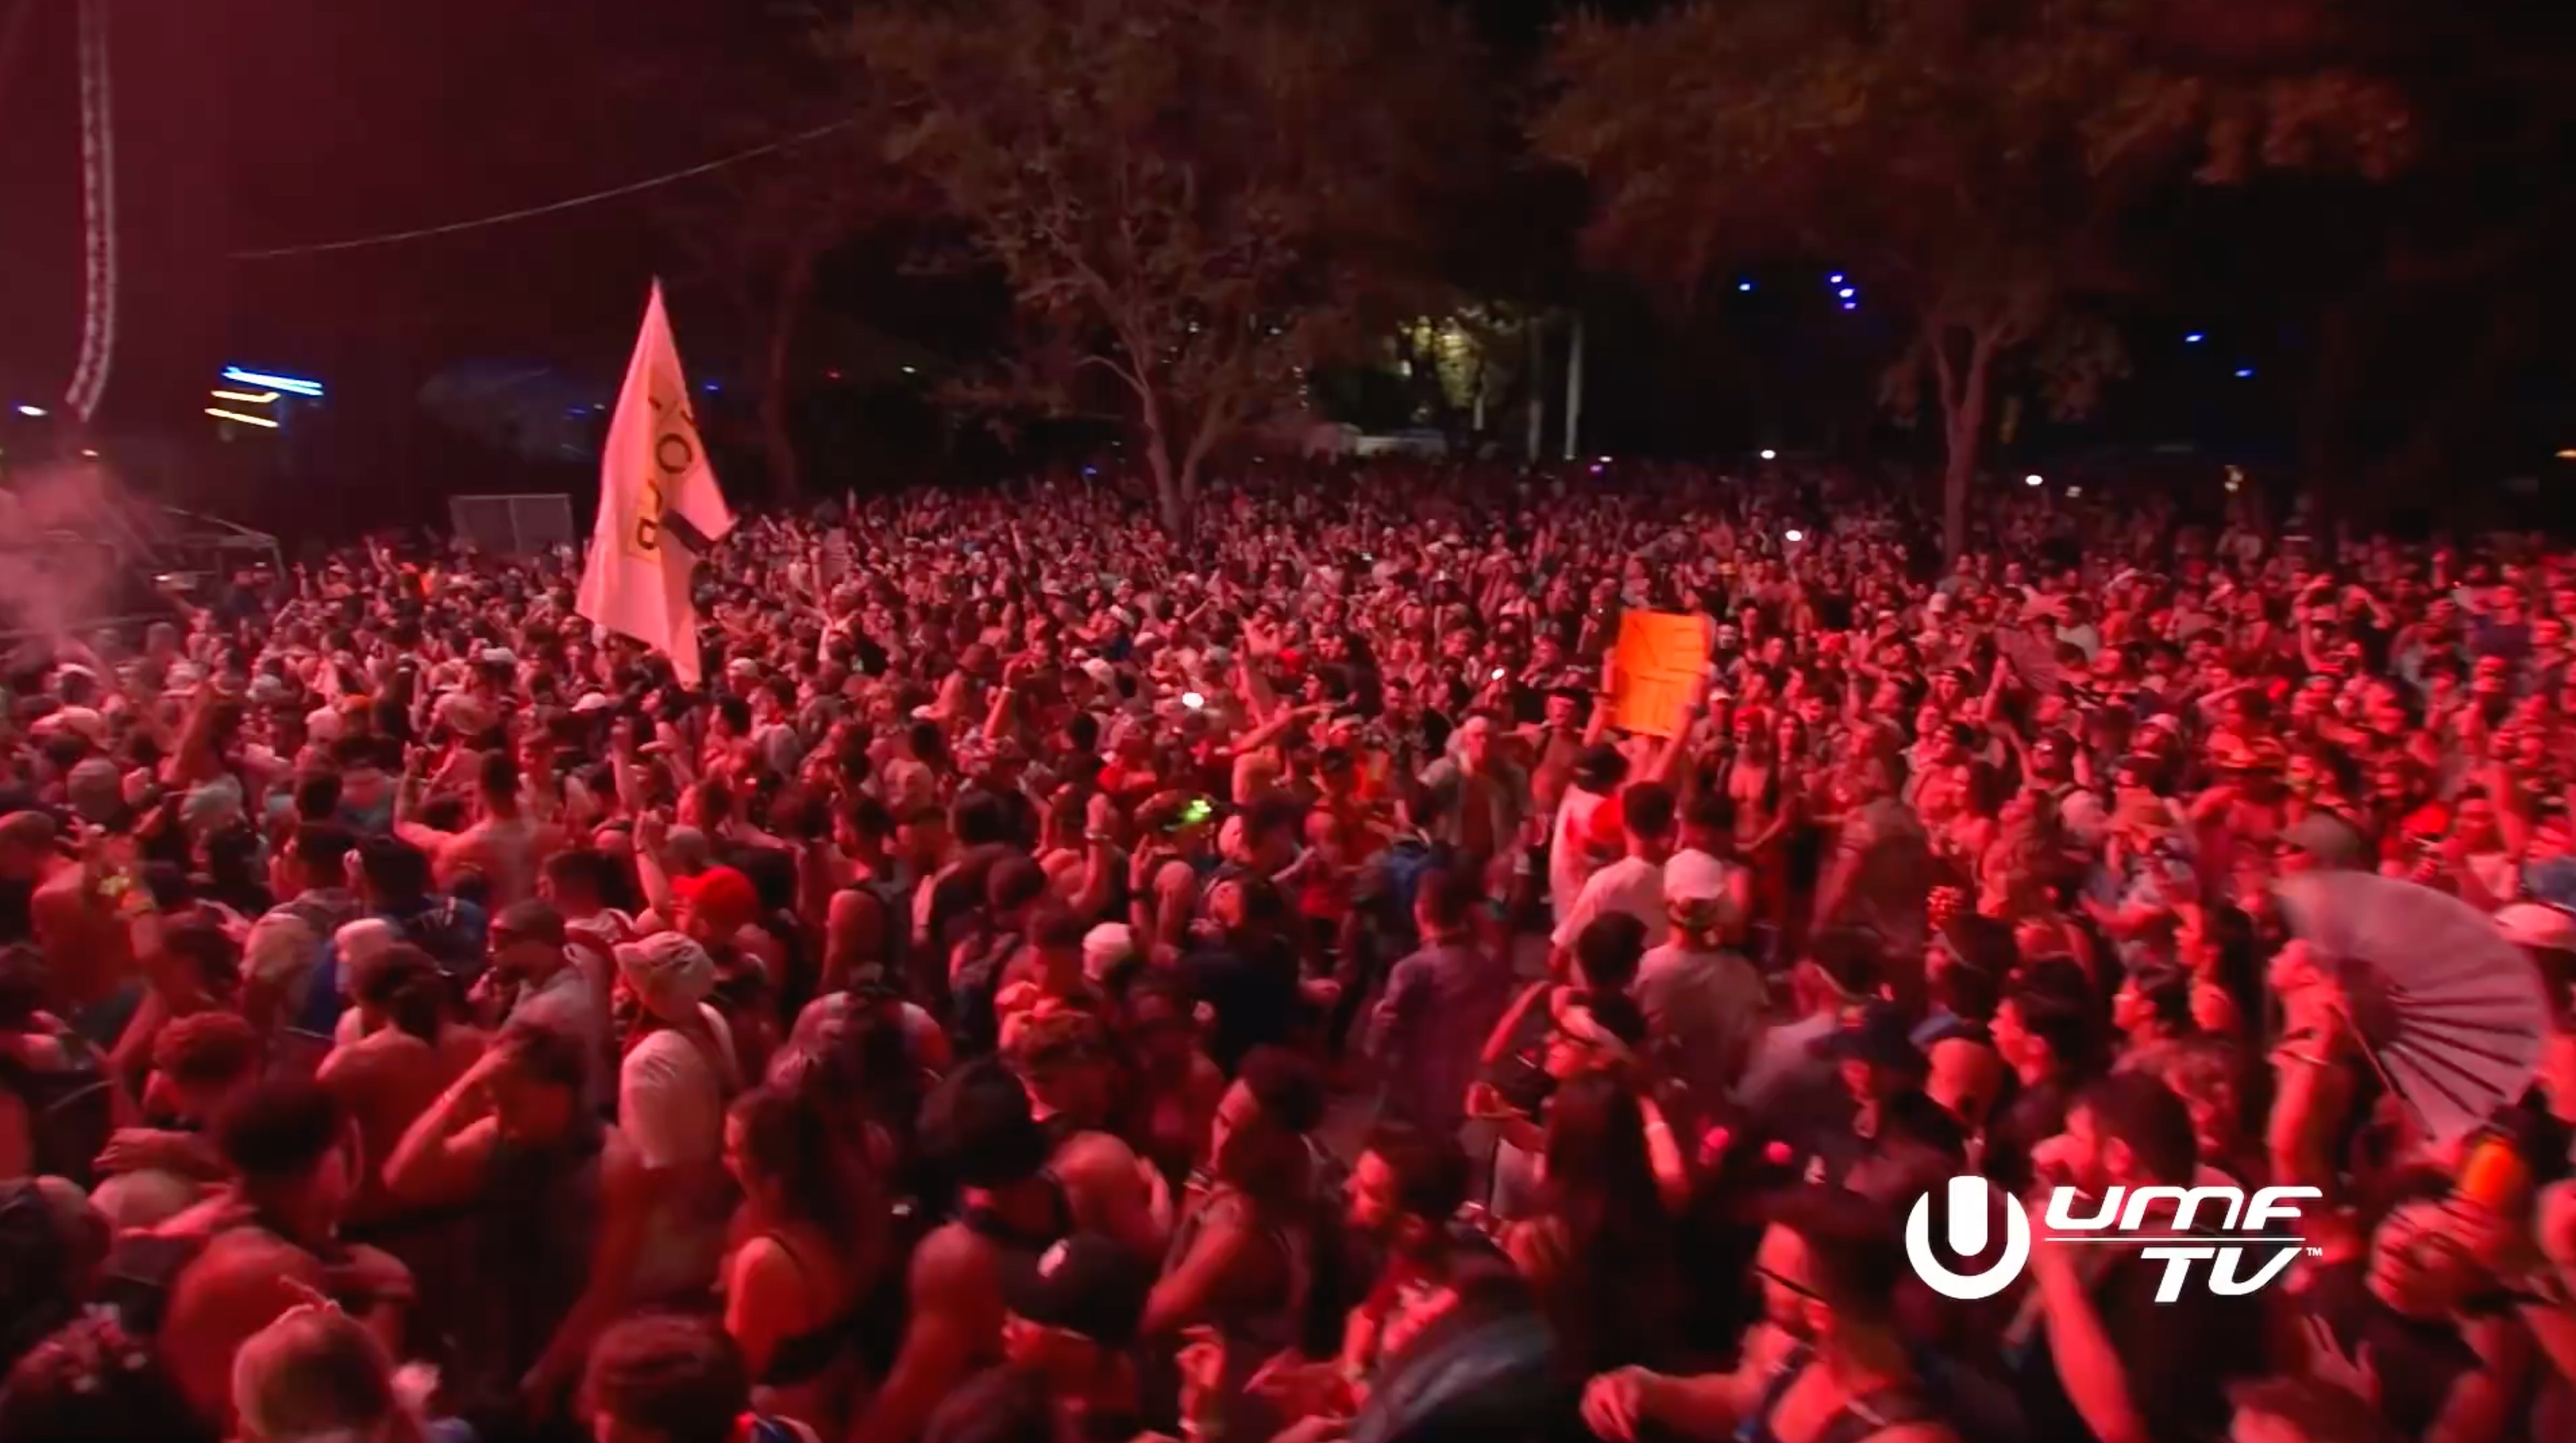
[221,367,323,397]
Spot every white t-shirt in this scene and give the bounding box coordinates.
[1551,855,1668,952]
[1636,942,1766,1108]
[1548,786,1613,926]
[619,1005,738,1173]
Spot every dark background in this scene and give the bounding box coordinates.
[2,0,2573,535]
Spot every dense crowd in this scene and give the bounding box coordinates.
[1,458,2575,1443]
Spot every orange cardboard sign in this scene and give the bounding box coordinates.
[1612,610,1710,738]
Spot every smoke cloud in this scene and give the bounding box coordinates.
[0,461,157,647]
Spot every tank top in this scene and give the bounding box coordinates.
[1164,1182,1313,1442]
[1732,1345,1941,1443]
[757,1231,871,1388]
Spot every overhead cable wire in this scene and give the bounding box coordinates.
[229,117,859,260]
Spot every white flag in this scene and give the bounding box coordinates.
[577,281,733,686]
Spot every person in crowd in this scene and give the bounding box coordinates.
[1737,929,1877,1115]
[145,1079,411,1429]
[853,1059,1072,1443]
[1579,1187,1957,1443]
[614,930,744,1306]
[316,943,485,1228]
[1553,783,1680,956]
[107,915,242,1097]
[1366,864,1515,1136]
[584,1312,824,1443]
[14,457,2576,1443]
[2012,1071,2270,1443]
[230,1300,466,1443]
[478,897,610,1108]
[382,1019,629,1417]
[1120,974,1228,1189]
[922,1233,1155,1443]
[1006,1009,1171,1260]
[241,823,363,1038]
[2287,1170,2522,1443]
[722,1083,887,1433]
[2109,961,2197,1064]
[1148,1044,1330,1442]
[88,1010,259,1227]
[1501,1072,1682,1378]
[0,1311,214,1443]
[1179,874,1307,1076]
[1983,972,2106,1195]
[0,941,120,1189]
[1635,848,1765,1123]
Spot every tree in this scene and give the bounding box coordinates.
[1539,0,2410,558]
[845,0,1486,535]
[661,128,905,500]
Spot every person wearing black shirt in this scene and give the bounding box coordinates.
[2009,1072,2265,1443]
[2289,1175,2509,1443]
[1179,875,1302,1075]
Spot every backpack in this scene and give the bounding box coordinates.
[841,876,912,998]
[397,897,484,979]
[948,929,1022,1060]
[94,1228,212,1341]
[0,1047,115,1190]
[1378,840,1450,950]
[1357,838,1452,981]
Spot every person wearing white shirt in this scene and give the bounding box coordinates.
[613,931,743,1301]
[1551,782,1680,956]
[1549,746,1630,926]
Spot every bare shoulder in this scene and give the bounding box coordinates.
[731,1231,798,1288]
[183,1228,326,1306]
[910,1220,997,1297]
[1053,1127,1144,1176]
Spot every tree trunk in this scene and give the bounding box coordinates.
[1146,432,1186,537]
[757,246,820,500]
[1938,326,2000,562]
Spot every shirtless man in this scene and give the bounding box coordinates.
[14,813,140,1046]
[151,1080,413,1431]
[439,752,561,909]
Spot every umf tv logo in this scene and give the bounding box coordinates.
[1906,1176,2322,1301]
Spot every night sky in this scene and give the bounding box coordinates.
[1,0,2571,524]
